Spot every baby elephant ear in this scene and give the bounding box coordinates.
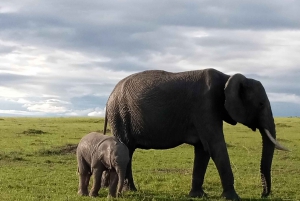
[224,73,247,124]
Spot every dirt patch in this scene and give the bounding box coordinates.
[39,144,78,155]
[276,138,292,143]
[276,123,292,128]
[226,143,235,148]
[21,129,47,135]
[152,168,191,174]
[59,144,78,154]
[0,152,26,161]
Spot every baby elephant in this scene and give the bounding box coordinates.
[76,132,129,198]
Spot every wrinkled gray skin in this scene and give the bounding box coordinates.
[104,69,288,200]
[77,132,129,198]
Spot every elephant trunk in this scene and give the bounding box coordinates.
[259,128,275,198]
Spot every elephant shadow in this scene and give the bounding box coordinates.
[241,198,285,201]
[125,190,211,201]
[125,191,193,201]
[126,190,285,201]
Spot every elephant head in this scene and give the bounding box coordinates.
[224,73,288,197]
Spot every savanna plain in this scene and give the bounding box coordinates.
[0,117,299,201]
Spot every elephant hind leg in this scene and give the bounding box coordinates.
[108,170,118,198]
[77,157,91,196]
[189,143,210,198]
[89,166,105,197]
[123,148,137,191]
[101,170,110,188]
[78,173,91,196]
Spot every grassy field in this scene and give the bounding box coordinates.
[0,117,299,201]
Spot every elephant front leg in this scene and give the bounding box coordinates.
[89,167,104,197]
[189,144,210,198]
[210,141,240,201]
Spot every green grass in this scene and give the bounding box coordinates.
[0,117,299,201]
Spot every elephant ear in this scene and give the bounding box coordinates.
[224,73,248,124]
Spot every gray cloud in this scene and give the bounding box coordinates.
[2,0,300,57]
[0,99,25,110]
[0,0,300,116]
[0,45,16,55]
[0,73,33,85]
[71,95,107,110]
[271,102,300,117]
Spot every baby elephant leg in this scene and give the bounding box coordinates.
[78,172,90,196]
[77,159,91,196]
[89,167,105,197]
[101,170,110,188]
[108,170,119,198]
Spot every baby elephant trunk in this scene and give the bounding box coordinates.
[117,168,126,196]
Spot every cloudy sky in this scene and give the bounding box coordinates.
[0,0,300,117]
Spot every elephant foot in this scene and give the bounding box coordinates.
[261,190,271,198]
[107,194,116,198]
[122,179,137,192]
[117,192,123,198]
[221,189,240,201]
[89,191,99,197]
[77,190,88,196]
[189,189,207,198]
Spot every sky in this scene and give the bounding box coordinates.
[0,0,300,117]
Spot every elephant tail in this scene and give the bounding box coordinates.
[103,106,108,135]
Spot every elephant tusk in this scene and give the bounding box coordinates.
[264,129,290,151]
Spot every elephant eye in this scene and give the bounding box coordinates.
[259,102,264,108]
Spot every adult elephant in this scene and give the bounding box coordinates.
[103,68,288,200]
